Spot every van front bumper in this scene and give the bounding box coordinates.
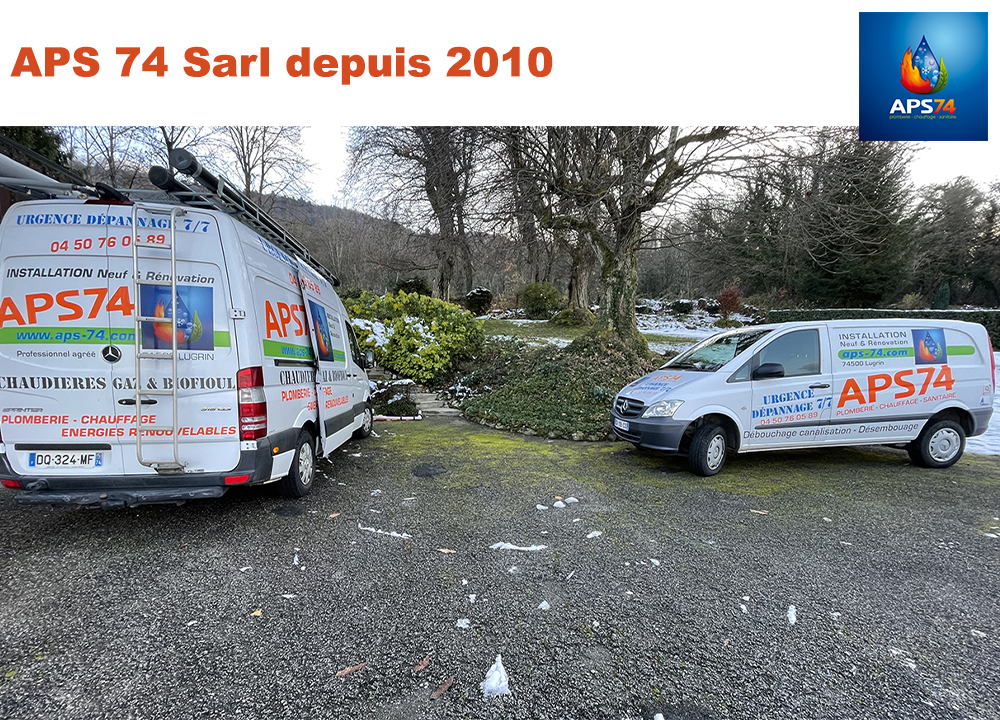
[610,412,691,453]
[0,442,274,508]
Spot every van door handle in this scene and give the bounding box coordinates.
[809,383,830,389]
[118,398,158,406]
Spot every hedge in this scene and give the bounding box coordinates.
[767,308,1000,346]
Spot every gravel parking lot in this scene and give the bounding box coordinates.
[2,416,999,720]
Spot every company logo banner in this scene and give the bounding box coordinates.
[859,12,987,141]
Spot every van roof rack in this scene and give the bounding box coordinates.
[149,148,340,287]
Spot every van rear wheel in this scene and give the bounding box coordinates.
[278,430,316,498]
[909,419,965,469]
[688,423,728,477]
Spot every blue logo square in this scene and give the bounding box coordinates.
[911,328,948,365]
[859,12,988,141]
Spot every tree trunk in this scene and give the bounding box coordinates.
[567,237,596,310]
[460,241,475,296]
[595,235,647,354]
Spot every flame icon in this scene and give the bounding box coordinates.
[900,36,948,94]
[918,332,942,362]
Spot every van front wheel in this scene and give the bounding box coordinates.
[279,431,316,498]
[909,419,965,469]
[353,403,374,439]
[688,423,728,477]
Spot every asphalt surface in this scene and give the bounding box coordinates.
[1,416,999,720]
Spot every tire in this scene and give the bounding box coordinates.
[688,423,728,477]
[278,430,317,498]
[353,403,374,439]
[911,419,965,469]
[905,442,927,467]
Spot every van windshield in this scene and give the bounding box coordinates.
[664,328,773,372]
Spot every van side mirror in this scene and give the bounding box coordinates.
[364,349,375,369]
[752,362,785,380]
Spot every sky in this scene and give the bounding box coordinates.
[301,128,999,209]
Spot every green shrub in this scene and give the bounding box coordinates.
[551,307,596,327]
[698,298,721,314]
[465,287,493,316]
[714,318,743,328]
[669,300,694,315]
[767,308,1000,345]
[337,286,365,300]
[455,333,655,440]
[522,282,563,319]
[345,291,485,385]
[393,276,433,297]
[895,293,925,310]
[369,379,420,417]
[932,283,951,310]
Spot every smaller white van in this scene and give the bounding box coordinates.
[612,320,995,475]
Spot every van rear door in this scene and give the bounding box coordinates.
[105,206,241,474]
[0,203,123,476]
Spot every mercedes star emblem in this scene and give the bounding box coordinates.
[101,345,122,364]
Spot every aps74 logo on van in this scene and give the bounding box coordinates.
[835,327,957,414]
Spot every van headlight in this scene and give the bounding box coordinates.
[642,399,684,418]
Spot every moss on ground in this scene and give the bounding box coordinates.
[380,417,1000,499]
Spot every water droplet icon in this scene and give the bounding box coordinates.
[912,36,940,88]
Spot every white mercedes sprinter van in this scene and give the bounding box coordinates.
[0,150,373,506]
[612,320,995,475]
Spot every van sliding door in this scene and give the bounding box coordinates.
[297,269,357,454]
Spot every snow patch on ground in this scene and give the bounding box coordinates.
[491,542,548,552]
[358,523,412,540]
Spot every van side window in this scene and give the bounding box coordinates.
[756,330,821,377]
[345,322,364,367]
[728,360,751,383]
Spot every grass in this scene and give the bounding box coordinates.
[482,318,589,342]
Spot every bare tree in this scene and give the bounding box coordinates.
[60,126,152,188]
[346,126,483,299]
[516,126,773,353]
[151,126,219,172]
[216,126,313,209]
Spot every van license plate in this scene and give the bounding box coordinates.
[28,452,104,469]
[614,418,629,431]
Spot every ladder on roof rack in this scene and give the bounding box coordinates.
[131,203,187,473]
[148,149,340,288]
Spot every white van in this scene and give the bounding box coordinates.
[612,320,995,475]
[0,150,373,506]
